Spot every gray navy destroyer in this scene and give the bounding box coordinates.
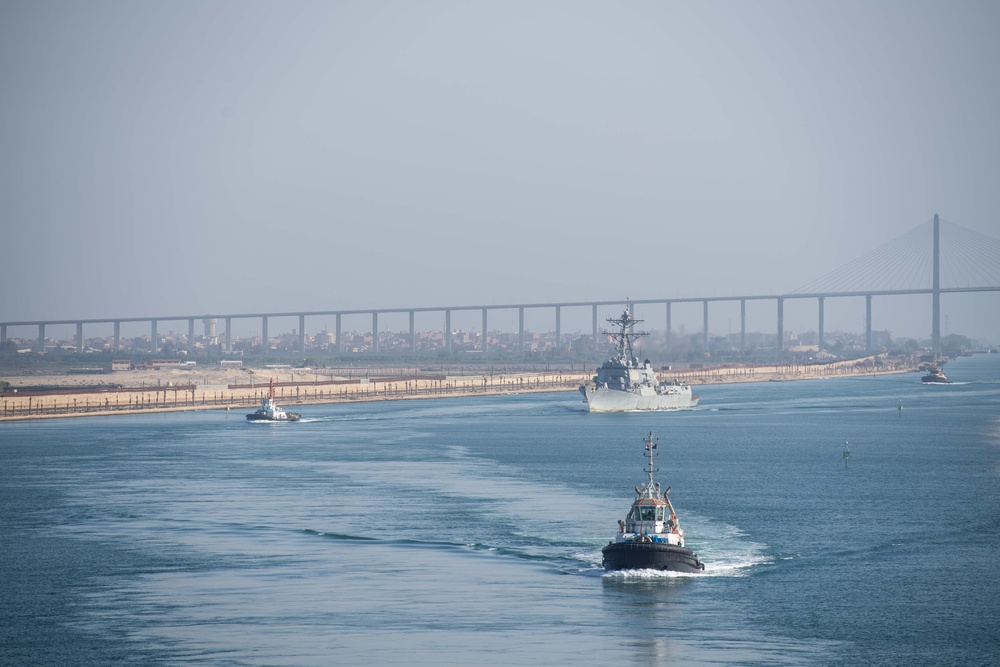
[580,306,698,412]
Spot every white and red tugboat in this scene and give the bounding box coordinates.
[602,432,705,573]
[246,378,301,422]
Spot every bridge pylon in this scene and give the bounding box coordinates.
[932,212,940,355]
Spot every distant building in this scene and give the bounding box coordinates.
[872,330,894,349]
[150,359,182,370]
[107,360,132,372]
[316,330,335,347]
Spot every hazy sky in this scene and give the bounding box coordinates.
[2,1,999,342]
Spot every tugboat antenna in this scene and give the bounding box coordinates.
[643,431,659,493]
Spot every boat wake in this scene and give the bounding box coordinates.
[600,519,769,581]
[302,528,377,541]
[688,519,771,576]
[299,442,767,581]
[601,567,697,581]
[301,527,594,566]
[301,513,766,580]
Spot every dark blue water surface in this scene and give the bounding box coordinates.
[2,354,999,666]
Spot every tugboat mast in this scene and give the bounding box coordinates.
[640,431,660,498]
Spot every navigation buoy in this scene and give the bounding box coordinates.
[843,441,850,468]
[898,400,902,417]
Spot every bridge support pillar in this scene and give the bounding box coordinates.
[261,316,267,355]
[703,300,709,351]
[335,314,342,354]
[740,299,746,353]
[592,305,599,354]
[38,323,45,352]
[409,311,416,353]
[818,297,825,354]
[299,315,306,354]
[151,320,158,354]
[114,321,120,352]
[665,302,672,353]
[932,213,941,355]
[482,308,488,355]
[518,307,525,353]
[776,298,784,354]
[225,317,231,352]
[188,318,195,353]
[1,324,6,345]
[372,313,378,354]
[866,295,873,353]
[555,306,561,354]
[76,322,83,353]
[445,310,452,354]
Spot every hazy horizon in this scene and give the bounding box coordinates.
[3,1,999,343]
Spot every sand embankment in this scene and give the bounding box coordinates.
[0,356,920,422]
[663,355,918,385]
[1,367,590,421]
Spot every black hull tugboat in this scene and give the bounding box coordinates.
[602,432,705,573]
[246,378,301,422]
[921,366,951,384]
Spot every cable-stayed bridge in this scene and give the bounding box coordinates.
[792,216,1000,296]
[786,213,1000,352]
[3,214,999,356]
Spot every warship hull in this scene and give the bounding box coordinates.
[581,386,698,412]
[602,541,705,573]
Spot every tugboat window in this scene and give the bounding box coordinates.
[639,506,656,521]
[655,507,665,521]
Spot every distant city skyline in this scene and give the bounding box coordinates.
[0,316,967,360]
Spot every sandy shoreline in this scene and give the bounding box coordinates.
[1,356,921,421]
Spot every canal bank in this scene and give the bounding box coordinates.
[0,356,921,421]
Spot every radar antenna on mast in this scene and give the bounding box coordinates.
[600,299,649,365]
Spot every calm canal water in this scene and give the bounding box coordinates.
[2,354,999,665]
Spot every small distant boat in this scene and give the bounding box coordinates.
[602,432,705,573]
[921,367,951,384]
[246,378,301,422]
